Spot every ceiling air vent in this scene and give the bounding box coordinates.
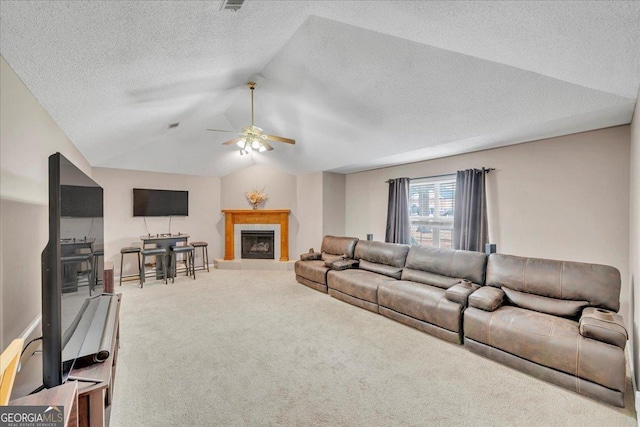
[221,0,245,12]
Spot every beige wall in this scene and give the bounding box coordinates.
[296,172,324,254]
[346,126,631,322]
[220,164,299,257]
[92,167,221,277]
[630,90,640,389]
[322,172,346,237]
[0,56,92,349]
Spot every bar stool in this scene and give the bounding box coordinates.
[140,247,168,287]
[119,247,141,286]
[93,249,104,287]
[61,253,94,295]
[190,241,209,272]
[170,245,195,282]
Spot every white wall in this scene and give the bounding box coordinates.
[346,126,631,322]
[630,90,640,389]
[220,164,299,258]
[92,167,221,277]
[0,55,93,350]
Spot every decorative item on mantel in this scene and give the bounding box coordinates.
[245,187,268,210]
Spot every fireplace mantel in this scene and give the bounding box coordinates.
[221,209,290,261]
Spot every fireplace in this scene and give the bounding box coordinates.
[241,230,275,259]
[222,209,290,261]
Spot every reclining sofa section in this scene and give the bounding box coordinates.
[327,241,410,313]
[378,246,488,344]
[294,235,359,293]
[464,254,627,407]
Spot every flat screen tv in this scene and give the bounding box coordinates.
[133,188,188,217]
[41,153,105,388]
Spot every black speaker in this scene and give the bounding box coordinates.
[366,234,373,241]
[485,243,496,254]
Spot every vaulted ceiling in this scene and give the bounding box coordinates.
[1,1,638,176]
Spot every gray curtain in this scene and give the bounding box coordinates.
[453,169,488,251]
[385,177,411,244]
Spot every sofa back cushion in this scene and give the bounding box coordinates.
[320,235,359,258]
[354,241,410,279]
[400,268,461,289]
[502,287,588,319]
[486,254,621,313]
[403,245,487,285]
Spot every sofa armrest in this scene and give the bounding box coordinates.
[579,307,627,349]
[468,287,505,312]
[300,252,322,261]
[445,280,481,308]
[329,259,360,271]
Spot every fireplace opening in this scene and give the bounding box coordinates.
[241,230,275,260]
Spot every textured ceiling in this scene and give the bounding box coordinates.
[1,1,638,176]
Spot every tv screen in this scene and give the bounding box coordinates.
[133,188,188,217]
[61,185,103,217]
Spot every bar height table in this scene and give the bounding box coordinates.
[140,233,189,279]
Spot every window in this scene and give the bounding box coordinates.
[409,175,456,249]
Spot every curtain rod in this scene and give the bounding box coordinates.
[385,168,494,183]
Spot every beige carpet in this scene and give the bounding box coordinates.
[110,270,637,426]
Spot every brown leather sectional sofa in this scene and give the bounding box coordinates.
[294,235,628,407]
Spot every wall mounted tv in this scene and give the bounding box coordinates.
[133,188,189,217]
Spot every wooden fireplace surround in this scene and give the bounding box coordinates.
[222,209,290,261]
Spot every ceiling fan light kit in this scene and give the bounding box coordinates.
[208,82,295,156]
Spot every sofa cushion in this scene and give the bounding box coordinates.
[378,281,462,333]
[400,268,461,289]
[359,260,403,279]
[320,235,359,258]
[354,241,410,268]
[464,306,625,392]
[404,246,488,285]
[502,287,588,318]
[294,260,329,285]
[327,269,397,304]
[486,254,621,312]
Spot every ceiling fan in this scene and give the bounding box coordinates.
[207,82,295,155]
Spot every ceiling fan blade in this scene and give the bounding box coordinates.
[207,128,237,133]
[265,135,295,145]
[222,137,243,146]
[261,141,274,151]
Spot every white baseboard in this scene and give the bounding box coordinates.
[19,314,41,341]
